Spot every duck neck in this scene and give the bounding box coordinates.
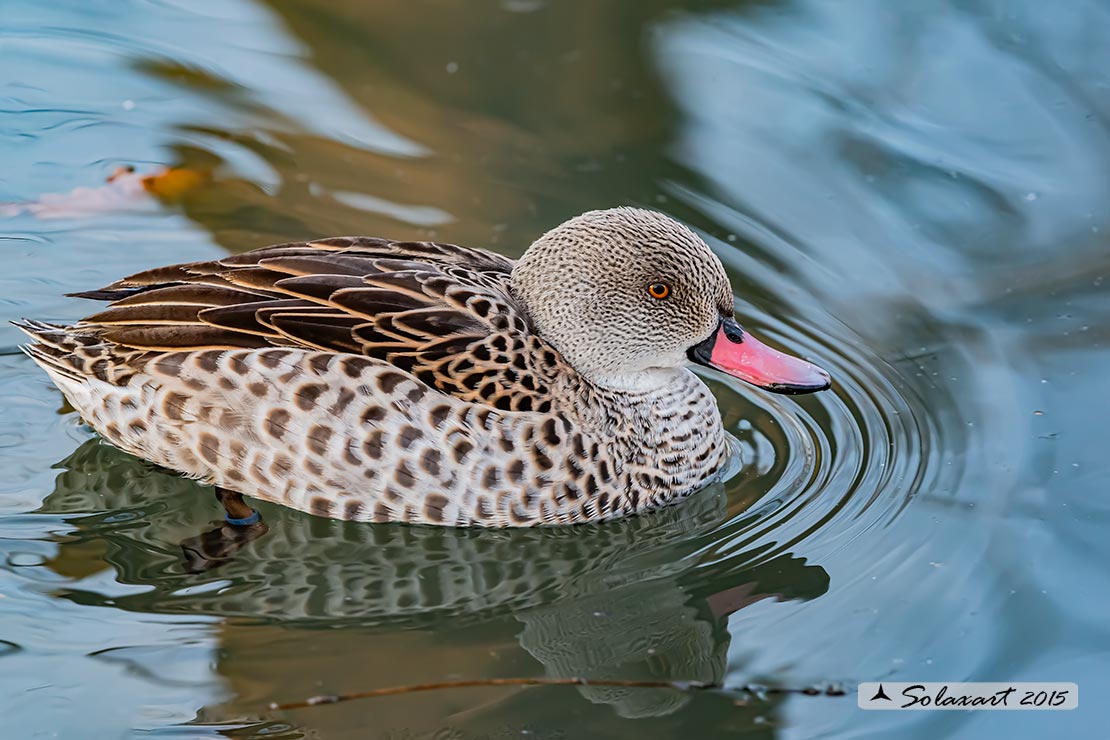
[582,366,685,394]
[558,367,729,495]
[574,367,720,436]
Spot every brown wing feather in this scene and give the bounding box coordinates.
[68,237,561,409]
[198,299,319,337]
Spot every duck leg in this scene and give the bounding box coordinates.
[215,487,261,526]
[180,487,268,573]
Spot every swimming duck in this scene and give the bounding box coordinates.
[17,208,829,527]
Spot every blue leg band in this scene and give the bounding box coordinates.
[225,509,261,526]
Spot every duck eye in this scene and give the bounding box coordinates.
[647,282,671,300]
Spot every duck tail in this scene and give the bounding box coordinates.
[12,319,101,384]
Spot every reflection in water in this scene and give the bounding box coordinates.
[132,0,735,253]
[42,440,827,724]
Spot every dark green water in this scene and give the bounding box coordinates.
[2,1,1108,737]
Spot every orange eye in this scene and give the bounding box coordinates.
[647,282,670,300]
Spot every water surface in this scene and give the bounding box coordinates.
[2,1,1109,737]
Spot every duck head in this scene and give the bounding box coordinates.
[511,207,831,394]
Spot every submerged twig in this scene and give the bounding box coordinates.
[268,677,847,710]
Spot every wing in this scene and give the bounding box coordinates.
[70,237,561,412]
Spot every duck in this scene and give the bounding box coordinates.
[16,208,830,528]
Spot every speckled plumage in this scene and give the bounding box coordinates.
[18,208,742,526]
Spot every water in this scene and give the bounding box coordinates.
[2,0,1108,737]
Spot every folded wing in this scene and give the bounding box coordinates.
[71,237,561,412]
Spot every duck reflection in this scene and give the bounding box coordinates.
[41,439,827,729]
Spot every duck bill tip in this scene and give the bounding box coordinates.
[690,320,831,395]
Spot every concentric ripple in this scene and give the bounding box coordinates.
[695,309,960,573]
